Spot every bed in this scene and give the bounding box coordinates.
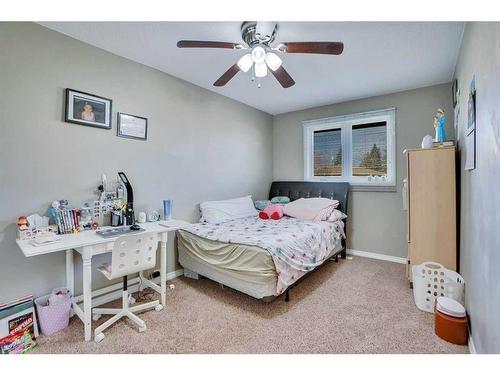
[177,181,349,301]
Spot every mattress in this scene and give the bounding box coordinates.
[177,216,344,299]
[177,230,278,299]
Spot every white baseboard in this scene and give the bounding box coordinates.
[73,269,184,309]
[166,269,185,280]
[468,331,477,354]
[346,249,406,264]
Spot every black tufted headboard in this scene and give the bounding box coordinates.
[268,181,350,215]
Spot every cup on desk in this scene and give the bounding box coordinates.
[137,212,146,224]
[163,199,173,221]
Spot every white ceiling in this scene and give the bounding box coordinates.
[39,22,464,115]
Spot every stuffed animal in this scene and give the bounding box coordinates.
[259,204,284,220]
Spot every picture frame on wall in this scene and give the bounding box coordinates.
[117,112,148,140]
[466,79,476,136]
[65,88,112,129]
[464,129,476,171]
[452,79,458,108]
[464,76,476,171]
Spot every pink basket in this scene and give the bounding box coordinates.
[35,290,72,336]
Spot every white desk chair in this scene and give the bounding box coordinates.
[93,232,163,343]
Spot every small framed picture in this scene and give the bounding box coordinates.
[117,112,148,140]
[452,79,458,108]
[65,89,112,129]
[466,77,476,136]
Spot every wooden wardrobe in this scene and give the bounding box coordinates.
[403,146,457,283]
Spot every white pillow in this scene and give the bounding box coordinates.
[200,195,258,224]
[327,209,347,222]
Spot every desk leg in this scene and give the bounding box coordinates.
[66,249,74,317]
[82,246,93,342]
[160,232,168,307]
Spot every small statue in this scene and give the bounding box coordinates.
[433,108,447,142]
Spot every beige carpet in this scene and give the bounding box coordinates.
[34,256,469,354]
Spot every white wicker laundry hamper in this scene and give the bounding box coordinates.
[412,262,465,313]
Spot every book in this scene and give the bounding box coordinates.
[48,207,62,234]
[433,140,455,147]
[65,209,71,233]
[58,210,66,234]
[69,209,74,232]
[73,209,79,230]
[0,296,37,354]
[9,313,35,336]
[0,295,32,311]
[0,330,37,354]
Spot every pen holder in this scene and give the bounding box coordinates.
[110,211,123,227]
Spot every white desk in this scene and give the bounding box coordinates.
[16,220,190,342]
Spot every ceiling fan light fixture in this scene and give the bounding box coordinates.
[251,46,266,64]
[265,52,282,71]
[254,61,268,78]
[237,53,253,72]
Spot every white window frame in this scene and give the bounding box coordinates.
[303,107,396,187]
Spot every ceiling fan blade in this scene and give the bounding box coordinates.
[269,65,295,88]
[278,42,344,55]
[177,40,242,49]
[213,63,240,87]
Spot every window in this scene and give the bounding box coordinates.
[313,128,342,176]
[304,108,395,187]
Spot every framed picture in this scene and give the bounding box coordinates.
[465,76,476,171]
[466,77,476,136]
[454,106,460,142]
[464,130,476,171]
[65,89,112,129]
[452,79,458,108]
[117,112,148,140]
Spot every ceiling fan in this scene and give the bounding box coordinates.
[177,21,344,89]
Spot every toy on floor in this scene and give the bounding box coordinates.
[259,204,284,220]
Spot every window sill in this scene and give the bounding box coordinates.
[350,185,397,193]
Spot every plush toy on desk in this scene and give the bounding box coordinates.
[17,216,29,230]
[259,204,284,220]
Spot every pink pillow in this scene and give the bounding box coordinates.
[283,198,339,221]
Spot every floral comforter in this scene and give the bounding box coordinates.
[182,216,345,294]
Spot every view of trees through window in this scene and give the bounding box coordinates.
[313,128,342,176]
[313,121,387,177]
[352,122,387,176]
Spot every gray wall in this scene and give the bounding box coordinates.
[454,22,500,353]
[0,23,273,301]
[273,84,454,258]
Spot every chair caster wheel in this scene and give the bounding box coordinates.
[155,304,163,312]
[94,333,105,343]
[92,314,101,321]
[128,296,136,305]
[139,325,147,333]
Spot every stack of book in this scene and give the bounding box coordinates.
[0,295,38,354]
[433,140,455,148]
[50,208,81,234]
